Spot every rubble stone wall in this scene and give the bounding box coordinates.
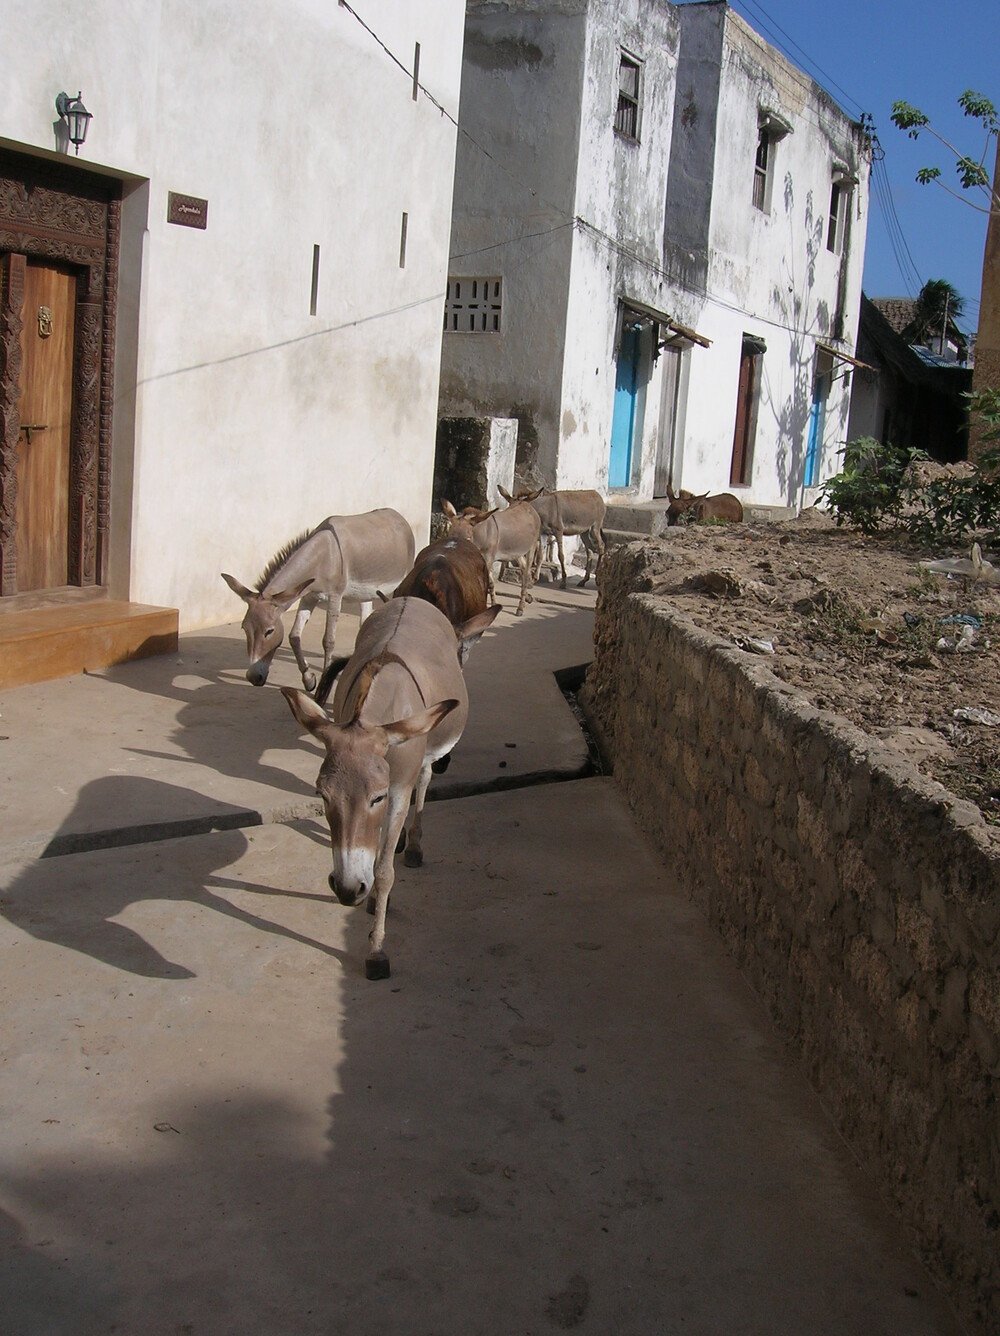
[582,543,1000,1334]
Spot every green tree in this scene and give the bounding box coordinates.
[903,278,966,354]
[891,90,999,215]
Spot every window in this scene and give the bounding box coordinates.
[753,127,770,211]
[444,277,502,333]
[730,335,765,486]
[827,180,846,253]
[753,109,792,213]
[615,52,642,140]
[826,169,855,254]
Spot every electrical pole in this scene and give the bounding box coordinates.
[941,291,949,357]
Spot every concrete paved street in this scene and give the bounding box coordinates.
[0,580,965,1334]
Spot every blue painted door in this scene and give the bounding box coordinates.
[610,325,641,487]
[804,372,826,487]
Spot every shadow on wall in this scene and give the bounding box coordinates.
[769,177,835,505]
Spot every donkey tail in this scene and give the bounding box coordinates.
[315,655,350,706]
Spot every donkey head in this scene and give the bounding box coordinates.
[221,573,314,685]
[282,680,458,905]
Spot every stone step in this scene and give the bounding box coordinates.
[0,599,179,689]
[603,503,670,536]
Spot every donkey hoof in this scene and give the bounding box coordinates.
[404,847,423,868]
[515,608,525,617]
[303,670,318,693]
[365,951,391,981]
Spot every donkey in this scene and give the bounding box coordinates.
[441,497,541,617]
[392,535,496,664]
[222,508,415,691]
[666,486,744,525]
[282,596,499,979]
[500,485,606,589]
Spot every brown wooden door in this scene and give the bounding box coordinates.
[15,260,76,592]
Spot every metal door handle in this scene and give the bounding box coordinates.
[19,423,48,444]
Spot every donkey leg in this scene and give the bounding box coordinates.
[321,598,343,677]
[404,759,434,868]
[556,532,568,590]
[579,534,594,587]
[289,598,319,692]
[366,792,408,979]
[515,555,530,616]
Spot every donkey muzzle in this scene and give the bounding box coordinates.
[246,661,270,686]
[329,873,367,907]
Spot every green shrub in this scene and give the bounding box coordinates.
[820,437,924,534]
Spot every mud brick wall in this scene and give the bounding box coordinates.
[583,543,1000,1334]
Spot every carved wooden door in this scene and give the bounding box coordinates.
[15,260,77,591]
[0,151,121,601]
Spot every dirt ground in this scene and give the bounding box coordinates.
[620,512,1000,831]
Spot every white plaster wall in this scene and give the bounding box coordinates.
[558,0,688,494]
[438,2,586,485]
[676,6,869,506]
[1,0,465,628]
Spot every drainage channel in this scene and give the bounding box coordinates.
[34,668,603,861]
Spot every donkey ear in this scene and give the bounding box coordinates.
[222,572,255,602]
[281,686,332,737]
[498,485,513,503]
[441,499,458,518]
[665,485,676,502]
[383,699,459,746]
[457,605,501,651]
[268,577,315,610]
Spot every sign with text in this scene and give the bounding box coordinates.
[167,192,208,230]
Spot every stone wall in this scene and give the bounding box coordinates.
[583,542,1000,1333]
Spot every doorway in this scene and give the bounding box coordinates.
[0,151,121,601]
[653,345,683,498]
[609,316,651,489]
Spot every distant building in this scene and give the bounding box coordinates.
[869,297,969,365]
[439,0,871,511]
[847,296,971,462]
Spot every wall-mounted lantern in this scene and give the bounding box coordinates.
[55,91,93,155]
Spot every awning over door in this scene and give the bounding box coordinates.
[816,340,874,373]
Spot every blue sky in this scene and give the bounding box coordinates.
[682,0,998,334]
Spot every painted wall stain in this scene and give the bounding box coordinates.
[464,30,546,71]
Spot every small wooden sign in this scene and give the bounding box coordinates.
[167,192,208,230]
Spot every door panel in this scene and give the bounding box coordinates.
[653,347,681,497]
[15,261,76,592]
[610,325,640,488]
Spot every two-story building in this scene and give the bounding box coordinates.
[439,0,871,511]
[1,0,465,665]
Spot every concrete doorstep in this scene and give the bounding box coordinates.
[0,580,963,1334]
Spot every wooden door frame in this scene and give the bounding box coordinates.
[0,151,121,598]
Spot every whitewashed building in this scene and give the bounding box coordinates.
[439,0,871,511]
[0,0,465,652]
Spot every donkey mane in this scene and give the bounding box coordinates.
[256,528,315,592]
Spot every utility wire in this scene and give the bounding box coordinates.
[729,0,866,119]
[340,0,870,343]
